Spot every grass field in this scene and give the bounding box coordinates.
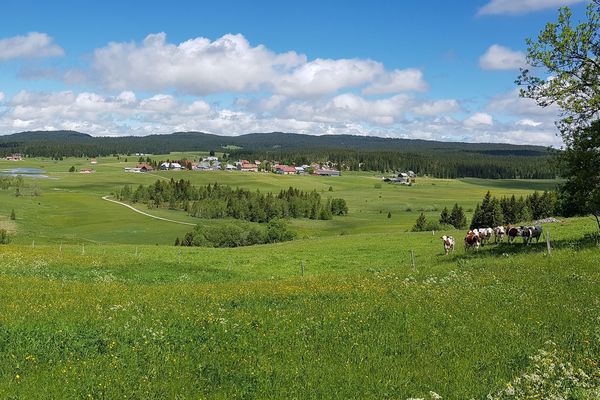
[0,155,598,399]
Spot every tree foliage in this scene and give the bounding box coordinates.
[518,1,600,230]
[517,1,600,135]
[116,179,348,223]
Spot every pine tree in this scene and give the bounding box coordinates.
[412,213,427,231]
[450,203,467,229]
[387,211,392,219]
[439,207,450,225]
[10,209,15,220]
[470,203,484,229]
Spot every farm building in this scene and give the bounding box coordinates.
[239,162,259,172]
[274,165,297,175]
[79,168,95,174]
[90,159,97,164]
[314,169,340,177]
[5,154,22,161]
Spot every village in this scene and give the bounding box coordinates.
[123,156,342,176]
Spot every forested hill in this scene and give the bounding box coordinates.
[0,130,549,156]
[0,130,557,179]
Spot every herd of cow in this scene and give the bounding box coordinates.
[441,225,544,255]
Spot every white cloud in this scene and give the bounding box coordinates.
[91,32,304,95]
[478,0,584,15]
[273,58,382,97]
[464,112,494,127]
[479,45,526,70]
[0,89,562,146]
[0,32,64,61]
[87,32,426,98]
[412,99,460,116]
[362,68,427,95]
[487,89,560,117]
[0,92,4,103]
[516,118,543,127]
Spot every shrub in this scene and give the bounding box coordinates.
[0,229,10,244]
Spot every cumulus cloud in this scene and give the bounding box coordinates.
[479,45,526,70]
[87,32,426,98]
[487,89,560,117]
[0,89,562,146]
[464,112,494,127]
[412,99,460,116]
[478,0,584,15]
[362,68,427,95]
[0,32,64,61]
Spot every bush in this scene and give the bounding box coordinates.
[179,220,295,248]
[0,229,10,244]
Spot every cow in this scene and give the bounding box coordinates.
[521,226,533,245]
[477,228,493,246]
[523,225,543,245]
[441,235,455,255]
[464,231,481,250]
[493,226,505,243]
[507,225,522,243]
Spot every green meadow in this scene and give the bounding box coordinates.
[0,155,598,399]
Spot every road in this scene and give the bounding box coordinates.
[101,196,197,226]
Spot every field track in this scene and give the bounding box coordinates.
[101,195,196,226]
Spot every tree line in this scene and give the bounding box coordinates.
[229,149,556,179]
[116,179,348,223]
[470,191,559,229]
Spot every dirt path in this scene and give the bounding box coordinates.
[101,196,196,226]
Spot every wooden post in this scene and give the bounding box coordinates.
[82,244,85,255]
[301,260,305,276]
[410,250,415,268]
[227,258,232,271]
[32,240,35,249]
[546,229,552,256]
[59,242,62,252]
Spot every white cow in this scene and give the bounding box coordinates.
[493,226,505,243]
[477,228,493,246]
[441,235,455,255]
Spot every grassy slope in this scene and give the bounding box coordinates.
[0,155,597,399]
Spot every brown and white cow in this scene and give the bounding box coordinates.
[441,235,455,255]
[507,225,522,243]
[464,231,481,250]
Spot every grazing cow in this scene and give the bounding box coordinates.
[493,226,505,243]
[507,225,522,243]
[464,231,481,250]
[441,235,455,255]
[477,228,493,246]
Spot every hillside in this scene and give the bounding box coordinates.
[0,130,550,156]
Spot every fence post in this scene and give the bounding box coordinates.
[59,242,62,252]
[546,229,552,256]
[410,250,416,268]
[301,260,305,276]
[32,240,35,249]
[82,244,85,255]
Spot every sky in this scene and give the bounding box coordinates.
[0,0,591,146]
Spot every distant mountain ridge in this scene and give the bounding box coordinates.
[0,130,550,155]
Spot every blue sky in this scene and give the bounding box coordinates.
[0,0,591,145]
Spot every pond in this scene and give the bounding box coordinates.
[0,168,50,179]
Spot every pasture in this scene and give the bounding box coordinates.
[0,154,598,399]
